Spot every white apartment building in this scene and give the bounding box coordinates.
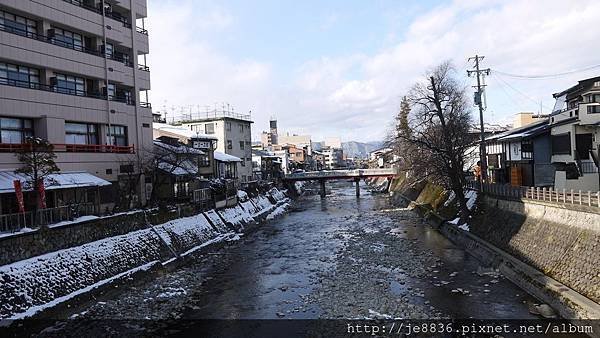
[0,0,154,209]
[178,111,253,182]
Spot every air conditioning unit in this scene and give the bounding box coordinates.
[49,77,57,86]
[47,29,56,39]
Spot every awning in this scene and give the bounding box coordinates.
[0,171,111,194]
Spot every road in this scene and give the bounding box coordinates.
[34,181,542,336]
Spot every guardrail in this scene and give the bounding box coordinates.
[466,181,600,208]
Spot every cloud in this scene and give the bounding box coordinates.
[148,0,600,142]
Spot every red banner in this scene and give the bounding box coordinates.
[38,179,47,209]
[13,180,25,214]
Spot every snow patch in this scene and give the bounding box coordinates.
[465,190,478,210]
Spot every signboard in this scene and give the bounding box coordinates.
[13,180,25,214]
[193,140,211,149]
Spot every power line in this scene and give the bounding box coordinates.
[492,73,553,111]
[493,63,600,79]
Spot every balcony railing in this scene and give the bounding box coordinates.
[62,0,132,28]
[140,102,152,108]
[0,143,135,154]
[0,21,133,67]
[138,65,150,72]
[136,26,149,35]
[0,77,139,106]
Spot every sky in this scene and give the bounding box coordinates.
[145,0,600,143]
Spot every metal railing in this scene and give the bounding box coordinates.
[62,0,132,28]
[466,181,600,208]
[0,143,135,154]
[0,202,98,233]
[0,21,133,67]
[176,110,253,123]
[0,77,137,106]
[580,161,599,174]
[138,65,150,72]
[136,26,149,35]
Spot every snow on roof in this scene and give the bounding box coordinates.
[153,122,218,140]
[0,171,111,194]
[158,161,197,176]
[214,151,242,162]
[154,140,205,155]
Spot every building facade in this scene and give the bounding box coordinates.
[178,111,253,182]
[549,76,600,190]
[0,0,154,207]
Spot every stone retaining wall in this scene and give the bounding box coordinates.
[0,209,179,267]
[0,188,290,320]
[471,197,600,304]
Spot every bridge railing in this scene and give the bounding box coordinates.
[284,168,398,180]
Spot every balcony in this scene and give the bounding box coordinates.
[0,143,135,154]
[0,21,133,68]
[0,77,138,106]
[62,0,132,29]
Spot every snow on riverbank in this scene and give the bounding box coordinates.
[0,188,291,320]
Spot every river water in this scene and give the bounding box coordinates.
[35,181,545,336]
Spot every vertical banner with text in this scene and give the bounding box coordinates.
[13,180,25,214]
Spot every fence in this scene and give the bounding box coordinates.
[466,181,600,208]
[0,203,97,234]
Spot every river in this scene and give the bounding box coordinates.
[34,181,543,336]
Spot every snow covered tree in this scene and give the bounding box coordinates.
[15,137,60,216]
[396,62,475,220]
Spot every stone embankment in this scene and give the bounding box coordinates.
[366,175,600,319]
[0,188,290,320]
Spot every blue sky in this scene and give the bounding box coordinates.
[147,0,600,142]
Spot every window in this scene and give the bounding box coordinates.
[521,140,533,159]
[227,140,232,149]
[587,105,600,114]
[0,117,33,144]
[0,62,39,88]
[586,94,600,103]
[65,122,98,144]
[107,125,127,146]
[240,158,245,167]
[239,141,245,150]
[51,27,83,51]
[55,74,85,96]
[551,133,571,155]
[226,122,231,131]
[239,124,244,133]
[199,154,210,167]
[0,10,37,37]
[594,81,600,87]
[205,123,215,134]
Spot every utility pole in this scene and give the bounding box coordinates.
[467,55,491,186]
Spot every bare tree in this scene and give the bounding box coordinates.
[142,140,204,205]
[396,62,476,219]
[15,137,60,218]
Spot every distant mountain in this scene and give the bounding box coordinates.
[342,141,383,159]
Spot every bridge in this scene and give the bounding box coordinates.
[284,168,399,197]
